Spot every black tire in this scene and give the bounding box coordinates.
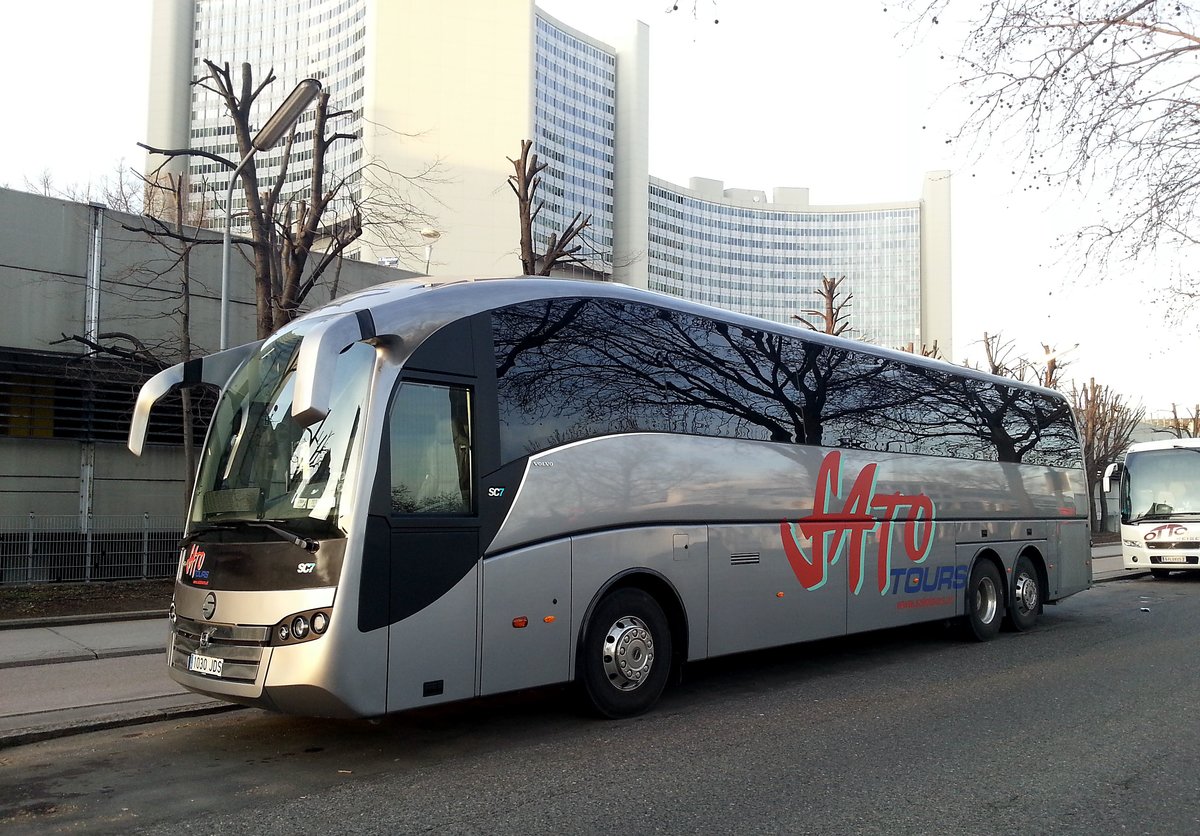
[1005,555,1041,632]
[579,587,672,719]
[1151,569,1173,579]
[961,559,1004,642]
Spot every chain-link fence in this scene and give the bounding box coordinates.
[0,514,183,584]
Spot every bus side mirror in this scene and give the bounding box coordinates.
[1102,462,1122,493]
[127,341,262,456]
[292,310,376,426]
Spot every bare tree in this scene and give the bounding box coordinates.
[507,139,595,276]
[1071,377,1145,531]
[25,162,145,213]
[899,340,943,359]
[902,1,1200,296]
[666,0,720,23]
[972,332,1071,389]
[1166,403,1199,438]
[793,275,855,337]
[141,61,431,339]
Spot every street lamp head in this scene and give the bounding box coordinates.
[420,228,442,242]
[252,78,323,151]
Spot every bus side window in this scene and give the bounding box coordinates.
[388,383,473,515]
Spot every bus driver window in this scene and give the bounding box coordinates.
[388,383,472,515]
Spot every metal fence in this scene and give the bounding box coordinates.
[0,514,183,585]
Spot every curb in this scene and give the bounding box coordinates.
[1093,570,1149,583]
[0,610,166,631]
[0,645,164,671]
[0,701,242,750]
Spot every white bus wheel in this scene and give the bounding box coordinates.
[1006,555,1041,632]
[961,560,1003,642]
[580,588,672,719]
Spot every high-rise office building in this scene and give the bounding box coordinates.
[648,173,951,352]
[147,0,950,354]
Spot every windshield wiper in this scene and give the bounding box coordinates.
[180,520,319,552]
[180,522,239,547]
[251,521,320,552]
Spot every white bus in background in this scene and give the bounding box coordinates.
[128,277,1092,720]
[1106,437,1200,577]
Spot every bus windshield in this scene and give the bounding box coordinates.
[191,329,376,532]
[1122,448,1200,522]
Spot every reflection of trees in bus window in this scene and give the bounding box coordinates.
[492,298,1081,469]
[388,383,473,515]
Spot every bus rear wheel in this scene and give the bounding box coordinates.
[1006,555,1041,632]
[961,559,1003,642]
[580,588,672,719]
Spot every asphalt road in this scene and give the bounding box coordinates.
[3,575,1199,835]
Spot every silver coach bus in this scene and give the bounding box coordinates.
[128,277,1091,719]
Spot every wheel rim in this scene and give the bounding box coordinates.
[1014,571,1039,616]
[602,615,655,692]
[974,576,999,624]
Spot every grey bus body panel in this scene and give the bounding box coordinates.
[708,523,847,655]
[488,434,1088,568]
[387,566,480,711]
[479,540,572,696]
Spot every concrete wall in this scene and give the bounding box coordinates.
[0,187,416,520]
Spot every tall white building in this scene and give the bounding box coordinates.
[648,172,952,352]
[147,0,950,354]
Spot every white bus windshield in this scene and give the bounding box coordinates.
[1122,448,1200,522]
[191,330,376,531]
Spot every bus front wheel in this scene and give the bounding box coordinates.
[962,560,1003,642]
[580,588,672,719]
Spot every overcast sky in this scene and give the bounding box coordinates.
[0,0,1191,413]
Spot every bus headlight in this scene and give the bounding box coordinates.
[312,611,329,634]
[1123,539,1139,548]
[272,609,330,645]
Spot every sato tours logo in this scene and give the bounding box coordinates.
[183,544,211,585]
[780,451,939,597]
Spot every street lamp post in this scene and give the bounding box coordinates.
[420,227,441,275]
[220,78,322,350]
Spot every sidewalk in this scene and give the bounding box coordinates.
[1091,543,1137,581]
[0,544,1144,748]
[0,615,235,748]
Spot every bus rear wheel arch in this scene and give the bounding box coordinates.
[578,586,674,719]
[961,556,1004,642]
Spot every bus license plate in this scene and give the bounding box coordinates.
[188,653,224,677]
[1158,554,1189,564]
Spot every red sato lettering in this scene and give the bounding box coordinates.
[780,451,937,595]
[183,544,206,578]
